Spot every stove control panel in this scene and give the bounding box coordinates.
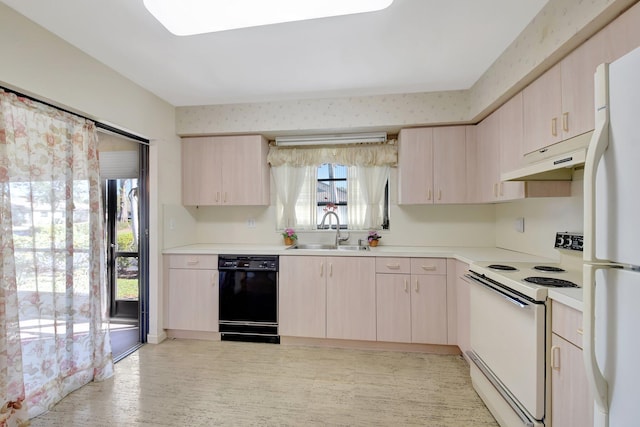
[555,232,583,251]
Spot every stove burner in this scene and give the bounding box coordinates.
[533,265,565,272]
[524,276,578,287]
[487,264,517,271]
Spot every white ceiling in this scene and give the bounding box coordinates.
[2,0,548,107]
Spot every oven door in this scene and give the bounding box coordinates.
[467,274,546,425]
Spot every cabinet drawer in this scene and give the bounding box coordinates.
[552,300,584,348]
[410,258,447,275]
[376,257,411,274]
[168,254,218,270]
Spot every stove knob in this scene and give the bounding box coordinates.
[556,235,565,247]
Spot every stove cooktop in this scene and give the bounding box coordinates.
[469,261,583,301]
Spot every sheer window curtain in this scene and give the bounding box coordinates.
[271,165,316,230]
[268,143,396,231]
[347,165,389,230]
[0,90,113,423]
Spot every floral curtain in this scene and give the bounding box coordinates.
[0,89,113,424]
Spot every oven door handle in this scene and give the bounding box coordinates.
[465,274,530,309]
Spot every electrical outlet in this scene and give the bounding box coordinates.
[247,218,256,228]
[514,217,525,233]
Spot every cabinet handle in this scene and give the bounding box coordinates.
[421,265,436,271]
[211,272,217,286]
[438,189,442,201]
[493,183,498,197]
[216,191,220,202]
[386,263,401,270]
[427,189,432,201]
[562,112,569,132]
[577,328,584,335]
[551,117,558,137]
[414,278,419,292]
[187,258,199,265]
[223,192,227,203]
[320,262,324,277]
[404,279,408,292]
[551,345,560,369]
[499,182,504,196]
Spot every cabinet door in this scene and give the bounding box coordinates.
[219,135,269,205]
[475,110,500,202]
[376,274,411,343]
[497,93,525,201]
[465,125,479,203]
[182,138,222,205]
[279,256,326,338]
[398,128,434,204]
[410,274,447,344]
[433,127,467,204]
[455,261,471,356]
[551,334,594,427]
[523,64,563,155]
[167,268,218,331]
[560,31,608,140]
[326,257,376,341]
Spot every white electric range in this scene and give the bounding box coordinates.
[466,232,583,427]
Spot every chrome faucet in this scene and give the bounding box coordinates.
[319,211,349,247]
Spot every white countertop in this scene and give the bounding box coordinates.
[163,243,555,265]
[548,288,584,312]
[164,243,584,310]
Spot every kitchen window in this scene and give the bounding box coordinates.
[268,141,396,231]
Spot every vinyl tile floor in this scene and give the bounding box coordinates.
[30,339,498,426]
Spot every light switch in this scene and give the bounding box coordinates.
[514,217,525,233]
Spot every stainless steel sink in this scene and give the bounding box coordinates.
[287,243,369,251]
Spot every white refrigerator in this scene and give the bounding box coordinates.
[583,47,640,427]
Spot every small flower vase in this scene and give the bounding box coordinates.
[284,237,295,246]
[369,239,379,247]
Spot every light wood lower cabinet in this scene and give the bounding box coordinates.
[326,257,376,341]
[164,255,219,332]
[550,301,593,427]
[375,257,447,344]
[279,255,376,341]
[279,256,327,338]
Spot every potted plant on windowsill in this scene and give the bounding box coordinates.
[368,230,382,247]
[282,228,297,246]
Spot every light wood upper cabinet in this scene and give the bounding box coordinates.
[471,94,571,203]
[398,127,434,204]
[602,1,640,65]
[181,135,270,206]
[523,29,609,155]
[279,255,327,338]
[433,127,467,204]
[398,127,466,205]
[164,254,219,332]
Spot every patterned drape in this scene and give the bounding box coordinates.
[0,90,113,424]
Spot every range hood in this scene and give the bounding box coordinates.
[502,131,593,181]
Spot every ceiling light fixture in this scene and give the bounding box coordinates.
[143,0,394,36]
[275,132,387,146]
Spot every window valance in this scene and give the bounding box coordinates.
[267,142,397,167]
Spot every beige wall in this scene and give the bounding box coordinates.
[176,0,637,136]
[0,3,180,343]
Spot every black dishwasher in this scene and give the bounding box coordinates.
[218,255,279,343]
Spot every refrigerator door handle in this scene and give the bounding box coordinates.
[583,263,609,426]
[583,63,609,264]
